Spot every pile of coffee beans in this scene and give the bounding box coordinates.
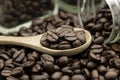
[1,0,53,28]
[0,5,120,80]
[40,26,86,50]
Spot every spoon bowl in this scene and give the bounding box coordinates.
[0,28,92,56]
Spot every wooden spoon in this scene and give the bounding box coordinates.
[0,28,92,56]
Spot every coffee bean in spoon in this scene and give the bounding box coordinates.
[40,26,86,50]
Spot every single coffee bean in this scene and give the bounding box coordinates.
[43,61,55,74]
[51,71,62,80]
[11,67,23,76]
[19,27,33,37]
[91,69,99,80]
[31,74,48,80]
[20,74,30,80]
[114,59,120,68]
[102,50,116,59]
[105,70,118,80]
[73,40,82,47]
[98,18,108,23]
[0,54,10,60]
[60,75,70,80]
[94,36,104,44]
[57,56,69,67]
[71,74,85,80]
[76,31,86,44]
[50,44,58,49]
[71,61,80,70]
[40,33,50,47]
[1,69,12,77]
[74,69,82,74]
[99,75,105,80]
[5,59,13,65]
[22,60,35,68]
[97,65,107,74]
[89,51,101,62]
[82,68,90,78]
[91,45,103,53]
[111,43,120,52]
[91,24,103,31]
[31,63,41,73]
[47,31,58,42]
[6,76,19,80]
[0,59,4,70]
[65,31,77,41]
[58,41,71,50]
[13,49,25,62]
[56,26,73,37]
[87,61,98,70]
[41,54,54,63]
[62,67,73,76]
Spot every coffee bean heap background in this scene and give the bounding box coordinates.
[0,0,53,28]
[41,26,86,50]
[0,5,120,80]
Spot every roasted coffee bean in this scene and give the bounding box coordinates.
[98,18,108,23]
[62,67,73,76]
[40,34,50,47]
[87,61,98,70]
[82,68,90,78]
[50,44,58,49]
[43,61,55,74]
[91,45,103,53]
[47,31,58,42]
[71,74,85,80]
[89,51,101,62]
[20,74,30,80]
[31,63,41,73]
[0,54,9,60]
[71,61,80,70]
[11,67,23,76]
[0,59,4,70]
[105,70,118,80]
[5,59,13,65]
[19,27,33,37]
[57,56,69,67]
[91,24,103,31]
[65,31,77,41]
[1,69,12,76]
[31,74,48,80]
[91,69,99,80]
[60,75,70,80]
[41,54,54,63]
[97,65,107,74]
[41,26,86,50]
[94,36,104,44]
[102,50,116,59]
[56,26,73,37]
[74,69,81,74]
[111,43,120,52]
[51,72,62,80]
[6,76,19,80]
[13,49,25,62]
[27,53,36,61]
[2,0,53,28]
[114,59,120,68]
[73,40,82,47]
[58,41,71,50]
[22,60,35,68]
[76,31,86,44]
[54,65,60,71]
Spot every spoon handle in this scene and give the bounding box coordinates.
[0,35,42,50]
